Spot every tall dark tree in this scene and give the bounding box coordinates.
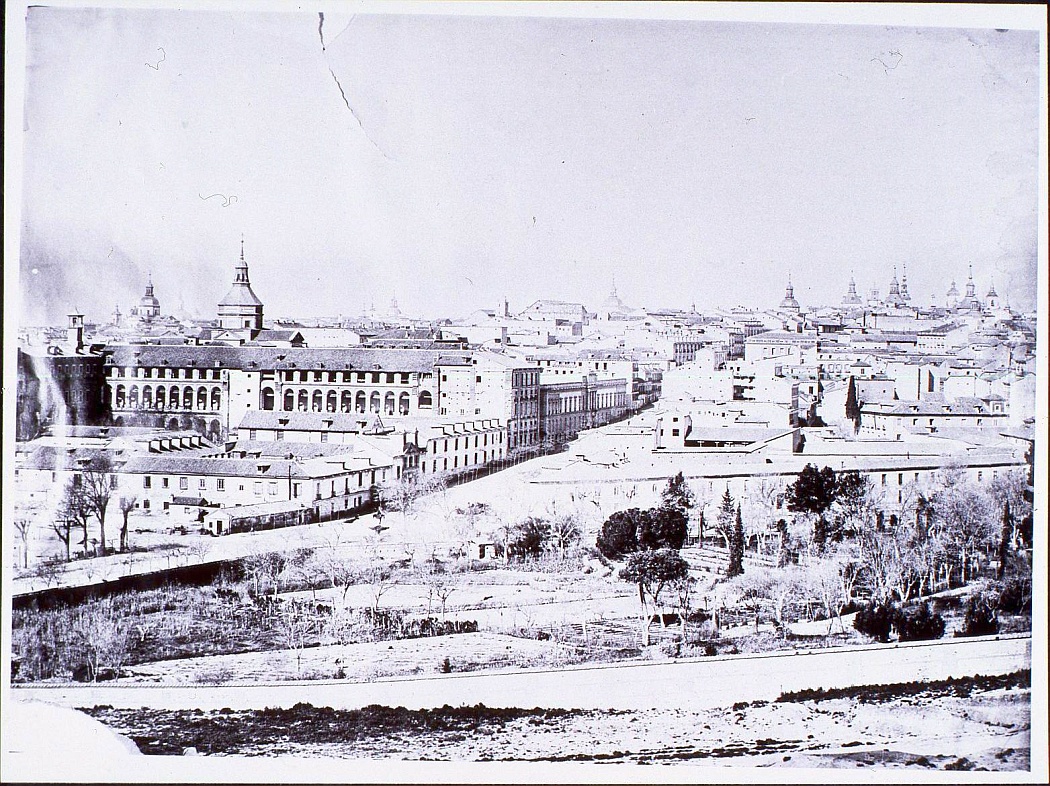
[727,505,745,578]
[660,472,695,516]
[715,487,736,550]
[787,464,838,554]
[844,375,861,432]
[835,470,872,538]
[596,509,643,560]
[507,517,548,561]
[997,500,1012,580]
[639,506,688,551]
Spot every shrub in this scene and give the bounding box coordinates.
[958,593,999,637]
[853,600,896,643]
[995,576,1032,615]
[894,602,945,642]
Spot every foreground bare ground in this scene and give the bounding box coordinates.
[82,672,1030,770]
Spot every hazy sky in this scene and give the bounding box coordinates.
[14,4,1043,324]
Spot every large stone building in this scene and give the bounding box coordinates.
[15,314,109,441]
[102,345,461,441]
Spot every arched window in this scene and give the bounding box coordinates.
[370,392,381,413]
[155,387,166,408]
[284,390,295,411]
[261,388,275,410]
[197,387,208,411]
[209,420,221,439]
[142,386,153,408]
[169,386,179,409]
[128,386,139,408]
[418,390,433,408]
[341,391,353,412]
[327,391,337,412]
[298,390,309,411]
[356,391,366,413]
[115,385,126,409]
[312,391,323,411]
[167,417,179,430]
[211,387,221,411]
[384,392,395,415]
[399,392,410,415]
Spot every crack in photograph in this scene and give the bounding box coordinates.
[2,1,1046,783]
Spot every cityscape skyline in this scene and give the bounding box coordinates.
[14,6,1042,325]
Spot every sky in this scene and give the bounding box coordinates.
[12,3,1045,325]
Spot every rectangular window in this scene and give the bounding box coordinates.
[386,373,395,384]
[357,372,365,382]
[179,477,189,490]
[268,481,278,495]
[199,478,207,490]
[143,476,152,488]
[400,373,409,384]
[371,372,380,383]
[275,430,284,441]
[143,499,150,510]
[162,477,169,489]
[320,432,329,443]
[254,482,263,495]
[217,478,225,491]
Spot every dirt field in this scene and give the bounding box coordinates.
[81,671,1031,769]
[115,632,588,684]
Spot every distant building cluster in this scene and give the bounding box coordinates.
[14,242,1036,537]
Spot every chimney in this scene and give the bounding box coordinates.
[67,312,85,352]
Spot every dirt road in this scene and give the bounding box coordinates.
[14,633,1030,713]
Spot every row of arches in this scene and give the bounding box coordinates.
[112,384,222,413]
[260,388,434,414]
[111,414,223,441]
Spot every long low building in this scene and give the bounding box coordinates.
[118,449,394,520]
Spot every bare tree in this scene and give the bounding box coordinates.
[117,495,137,552]
[55,480,91,561]
[73,599,131,681]
[545,513,582,560]
[81,455,118,556]
[743,476,785,556]
[14,519,32,569]
[276,601,315,677]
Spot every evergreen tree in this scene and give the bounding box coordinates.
[715,488,736,550]
[997,499,1012,580]
[845,375,861,432]
[787,464,838,555]
[727,505,745,577]
[660,472,695,516]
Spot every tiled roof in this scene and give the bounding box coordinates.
[104,345,468,373]
[236,410,391,433]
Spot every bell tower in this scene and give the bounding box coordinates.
[217,238,265,330]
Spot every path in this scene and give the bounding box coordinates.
[13,633,1030,713]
